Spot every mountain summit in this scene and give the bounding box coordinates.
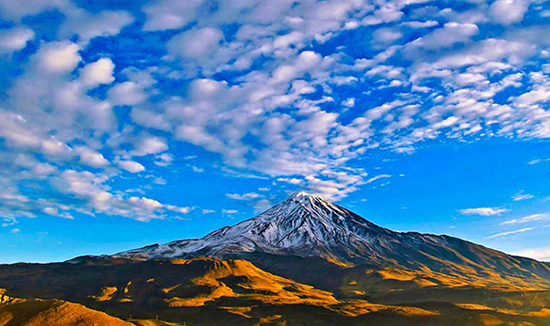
[116,192,550,287]
[117,191,392,263]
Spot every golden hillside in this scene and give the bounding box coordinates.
[1,258,550,325]
[0,289,133,326]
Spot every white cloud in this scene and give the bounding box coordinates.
[79,58,115,88]
[528,158,550,165]
[131,135,168,157]
[3,0,550,225]
[75,146,109,168]
[128,196,162,211]
[154,153,174,167]
[0,27,34,53]
[458,207,510,216]
[42,207,73,219]
[49,170,189,221]
[0,0,72,21]
[511,191,535,201]
[130,108,172,131]
[342,98,356,108]
[166,205,191,214]
[40,139,74,159]
[277,177,304,185]
[108,68,154,106]
[489,0,530,25]
[373,28,402,45]
[35,41,81,74]
[226,192,262,201]
[60,10,134,41]
[366,174,391,184]
[117,160,145,173]
[0,111,40,148]
[190,166,204,173]
[513,247,550,261]
[108,82,147,106]
[272,51,322,83]
[407,22,479,53]
[432,38,534,69]
[167,27,223,59]
[142,0,203,31]
[501,213,549,225]
[432,116,460,129]
[487,227,534,239]
[401,20,439,28]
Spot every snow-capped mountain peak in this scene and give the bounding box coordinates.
[286,190,323,203]
[117,191,391,262]
[113,192,550,283]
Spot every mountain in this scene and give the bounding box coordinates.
[116,191,550,291]
[0,258,451,326]
[2,192,550,326]
[116,191,392,263]
[2,259,550,326]
[0,289,134,326]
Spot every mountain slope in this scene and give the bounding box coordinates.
[0,258,444,325]
[115,192,550,289]
[0,258,336,308]
[0,289,134,326]
[3,192,550,326]
[2,260,550,326]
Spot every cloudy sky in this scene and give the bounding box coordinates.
[0,0,549,263]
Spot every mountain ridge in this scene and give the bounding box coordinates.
[3,192,550,326]
[112,192,550,288]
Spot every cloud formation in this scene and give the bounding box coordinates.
[0,0,549,228]
[487,227,534,239]
[458,207,510,216]
[501,213,550,225]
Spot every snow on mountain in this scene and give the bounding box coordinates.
[116,191,448,263]
[118,191,395,261]
[115,191,550,283]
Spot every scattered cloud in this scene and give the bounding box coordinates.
[489,0,530,25]
[501,213,550,225]
[487,227,534,239]
[226,192,262,201]
[1,0,550,228]
[117,160,145,173]
[153,177,166,185]
[277,178,304,185]
[190,166,204,173]
[514,247,550,261]
[366,175,391,184]
[458,207,510,216]
[0,27,34,54]
[528,158,550,165]
[511,191,535,202]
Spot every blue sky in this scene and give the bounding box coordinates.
[0,0,549,264]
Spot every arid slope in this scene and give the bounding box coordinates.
[0,289,134,326]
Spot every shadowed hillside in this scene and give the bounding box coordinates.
[1,258,550,326]
[115,192,550,292]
